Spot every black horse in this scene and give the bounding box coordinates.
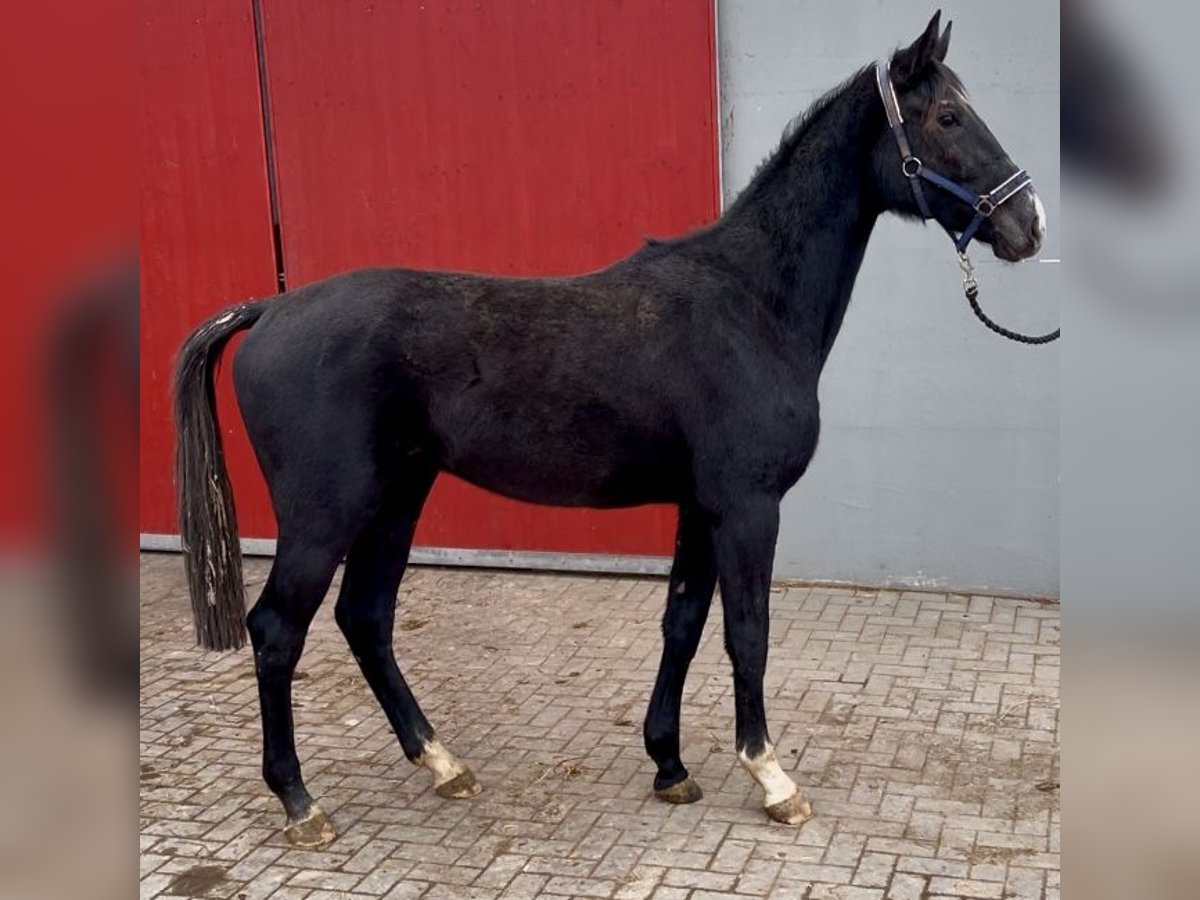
[174,13,1045,847]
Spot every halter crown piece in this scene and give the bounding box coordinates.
[874,61,1059,345]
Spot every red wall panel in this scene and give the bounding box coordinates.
[1,2,134,546]
[259,0,720,555]
[140,1,719,559]
[139,0,278,536]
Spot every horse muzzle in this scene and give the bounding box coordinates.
[989,190,1046,262]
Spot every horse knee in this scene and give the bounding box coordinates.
[662,620,702,661]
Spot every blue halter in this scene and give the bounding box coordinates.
[875,61,1033,255]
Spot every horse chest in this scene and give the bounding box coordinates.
[759,398,822,490]
[692,379,821,496]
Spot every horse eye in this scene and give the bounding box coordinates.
[937,111,960,128]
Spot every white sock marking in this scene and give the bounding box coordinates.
[738,744,800,807]
[418,740,467,786]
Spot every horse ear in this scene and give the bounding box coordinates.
[934,20,952,63]
[892,10,942,85]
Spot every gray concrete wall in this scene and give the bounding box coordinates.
[717,1,1060,595]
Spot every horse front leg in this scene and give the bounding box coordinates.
[714,496,812,825]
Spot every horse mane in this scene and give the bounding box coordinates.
[712,64,873,225]
[774,65,874,161]
[639,58,964,250]
[730,59,964,208]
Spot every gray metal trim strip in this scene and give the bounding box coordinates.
[139,533,672,576]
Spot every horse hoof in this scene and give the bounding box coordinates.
[765,792,813,826]
[283,804,336,848]
[654,776,703,805]
[435,768,482,800]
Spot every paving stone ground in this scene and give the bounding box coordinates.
[140,552,1060,900]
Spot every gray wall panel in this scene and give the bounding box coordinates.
[717,1,1060,594]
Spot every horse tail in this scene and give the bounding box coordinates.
[173,300,270,651]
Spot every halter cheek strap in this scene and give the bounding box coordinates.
[876,62,934,219]
[874,60,1032,254]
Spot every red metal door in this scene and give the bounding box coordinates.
[259,0,719,557]
[139,0,279,538]
[141,1,719,560]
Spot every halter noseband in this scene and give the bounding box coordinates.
[874,60,1033,254]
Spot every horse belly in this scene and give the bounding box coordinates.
[436,416,683,508]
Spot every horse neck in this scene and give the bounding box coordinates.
[710,71,883,364]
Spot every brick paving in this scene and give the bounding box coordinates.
[140,553,1060,900]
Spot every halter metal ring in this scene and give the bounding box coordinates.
[901,156,922,177]
[974,196,996,217]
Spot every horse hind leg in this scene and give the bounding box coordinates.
[333,466,481,801]
[246,538,345,848]
[644,505,717,804]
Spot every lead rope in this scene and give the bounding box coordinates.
[958,253,1060,345]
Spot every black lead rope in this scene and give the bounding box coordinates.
[958,253,1060,345]
[875,61,1060,345]
[965,285,1060,345]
